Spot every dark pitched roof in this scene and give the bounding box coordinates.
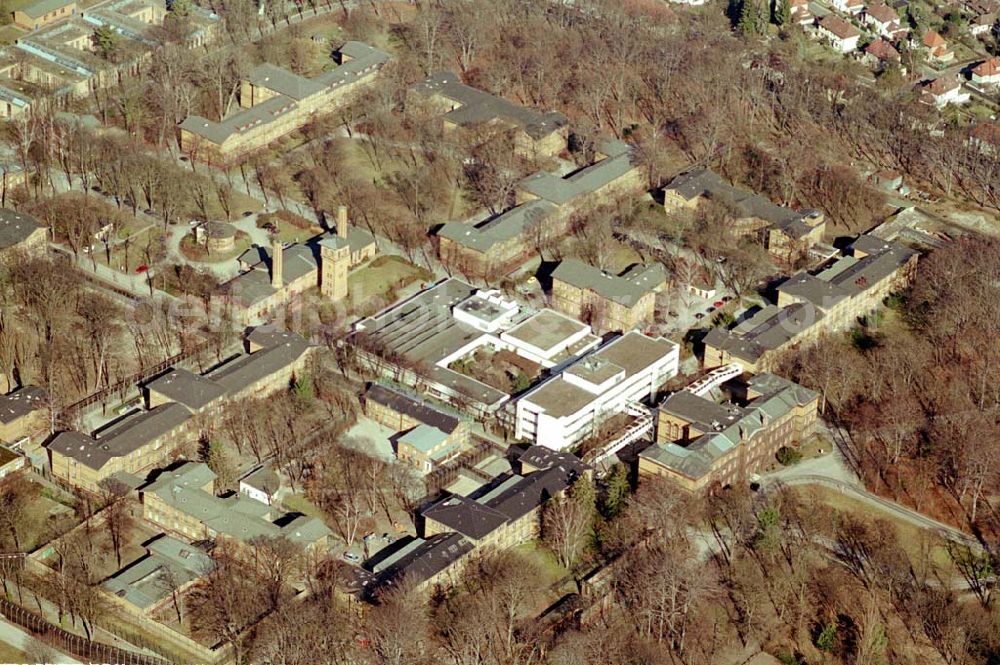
[369,532,473,593]
[421,494,509,540]
[48,403,192,471]
[208,333,310,393]
[143,369,228,411]
[0,386,47,424]
[0,209,43,249]
[412,71,567,140]
[364,384,460,434]
[517,445,589,475]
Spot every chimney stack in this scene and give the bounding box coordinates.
[337,205,348,239]
[271,237,283,289]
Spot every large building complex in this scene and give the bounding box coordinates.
[550,258,667,332]
[639,372,819,492]
[704,235,918,372]
[437,140,644,281]
[662,168,826,265]
[514,332,679,450]
[47,330,313,492]
[222,206,376,322]
[409,71,568,159]
[357,446,588,597]
[354,280,602,415]
[179,42,389,163]
[363,384,470,473]
[140,462,331,554]
[0,0,214,115]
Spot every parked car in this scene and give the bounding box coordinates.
[694,313,705,320]
[713,300,724,308]
[135,264,149,274]
[343,552,361,562]
[706,306,715,313]
[722,295,734,302]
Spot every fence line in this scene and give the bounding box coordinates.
[0,596,173,665]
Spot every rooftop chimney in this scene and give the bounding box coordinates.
[271,237,283,289]
[337,205,348,239]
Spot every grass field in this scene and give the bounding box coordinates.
[793,486,955,570]
[0,639,28,664]
[347,255,432,313]
[282,492,325,519]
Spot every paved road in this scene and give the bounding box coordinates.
[0,617,80,664]
[760,426,979,549]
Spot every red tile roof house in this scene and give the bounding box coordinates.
[818,15,862,52]
[831,0,864,14]
[970,12,997,35]
[790,0,813,24]
[971,57,1000,86]
[921,76,971,107]
[864,38,902,70]
[863,3,908,39]
[922,30,954,63]
[969,122,1000,155]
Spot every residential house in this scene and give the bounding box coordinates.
[662,168,826,264]
[141,462,331,555]
[703,235,917,373]
[180,42,390,164]
[437,140,644,281]
[922,76,970,107]
[550,258,667,333]
[970,12,997,35]
[12,0,77,30]
[863,3,907,38]
[831,0,864,12]
[639,373,819,492]
[239,464,285,506]
[863,39,902,71]
[409,72,568,160]
[790,0,813,24]
[817,15,862,52]
[922,30,954,63]
[514,332,679,450]
[971,57,1000,86]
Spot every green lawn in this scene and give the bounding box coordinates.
[347,255,432,311]
[282,492,325,519]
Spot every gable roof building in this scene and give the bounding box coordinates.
[704,235,917,373]
[662,168,826,262]
[551,259,667,332]
[411,71,568,158]
[640,373,819,492]
[141,462,331,551]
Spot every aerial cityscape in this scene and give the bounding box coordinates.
[0,0,996,662]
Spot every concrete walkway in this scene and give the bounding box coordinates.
[0,617,80,664]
